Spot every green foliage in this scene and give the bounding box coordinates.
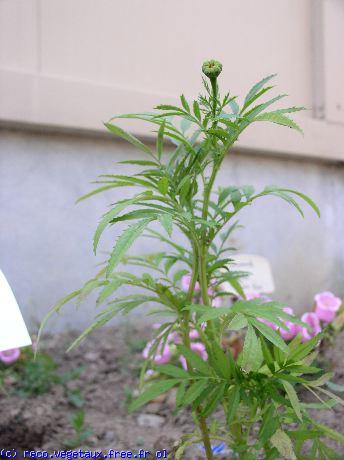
[64,410,93,449]
[0,348,86,404]
[0,349,60,397]
[40,62,344,459]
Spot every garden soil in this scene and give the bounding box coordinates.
[0,324,343,459]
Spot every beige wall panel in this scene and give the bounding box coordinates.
[0,0,38,71]
[40,0,312,110]
[323,0,344,124]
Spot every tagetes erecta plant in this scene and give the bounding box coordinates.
[40,61,344,459]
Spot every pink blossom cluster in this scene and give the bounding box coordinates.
[249,290,342,342]
[142,287,342,372]
[0,348,20,365]
[142,325,207,370]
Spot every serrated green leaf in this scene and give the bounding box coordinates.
[93,193,152,254]
[258,406,279,446]
[156,120,165,160]
[180,94,190,113]
[201,383,226,417]
[208,342,231,379]
[157,177,169,195]
[159,213,173,237]
[228,313,248,331]
[311,420,344,443]
[270,429,296,460]
[282,381,302,421]
[107,218,155,276]
[227,386,240,424]
[176,381,187,408]
[96,278,124,305]
[182,380,208,406]
[250,318,288,353]
[241,324,263,372]
[197,306,232,323]
[156,364,190,379]
[176,345,211,375]
[244,74,277,106]
[76,184,125,203]
[255,112,303,134]
[118,160,158,166]
[36,289,81,354]
[105,122,153,155]
[129,379,178,412]
[193,100,201,120]
[288,333,323,363]
[279,189,320,217]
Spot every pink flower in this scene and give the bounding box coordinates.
[207,286,222,307]
[145,369,155,378]
[142,340,153,359]
[245,291,262,300]
[179,342,208,370]
[279,307,300,341]
[168,331,181,343]
[301,312,322,342]
[0,348,21,365]
[314,291,342,324]
[181,274,200,292]
[142,341,172,364]
[154,344,172,364]
[212,296,222,308]
[189,329,200,340]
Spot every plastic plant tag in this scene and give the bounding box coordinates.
[230,254,275,294]
[0,269,31,352]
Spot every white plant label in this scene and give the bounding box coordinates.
[0,270,31,352]
[229,254,275,294]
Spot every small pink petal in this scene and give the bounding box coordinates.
[179,342,208,370]
[181,274,200,292]
[314,291,342,324]
[142,340,153,359]
[179,355,187,370]
[301,312,322,342]
[189,329,200,340]
[190,342,208,361]
[279,307,300,340]
[212,297,222,308]
[245,291,262,300]
[0,348,21,365]
[154,344,172,364]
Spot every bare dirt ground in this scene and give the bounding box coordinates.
[0,324,343,458]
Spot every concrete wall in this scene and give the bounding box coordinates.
[1,127,343,333]
[1,1,344,333]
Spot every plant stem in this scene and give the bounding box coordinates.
[180,74,221,460]
[198,410,215,460]
[181,243,214,460]
[210,77,217,119]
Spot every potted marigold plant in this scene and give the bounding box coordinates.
[40,60,344,459]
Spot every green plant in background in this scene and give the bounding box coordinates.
[40,61,344,459]
[0,347,85,405]
[65,410,93,449]
[0,348,59,397]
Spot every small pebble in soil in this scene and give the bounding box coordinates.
[137,413,165,428]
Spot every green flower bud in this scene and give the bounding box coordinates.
[202,60,223,79]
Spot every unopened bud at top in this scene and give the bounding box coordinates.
[202,60,223,79]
